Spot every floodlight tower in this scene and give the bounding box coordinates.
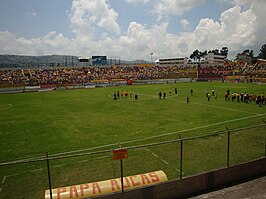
[150,52,154,63]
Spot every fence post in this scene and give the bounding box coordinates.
[46,152,53,199]
[178,134,183,180]
[263,120,266,157]
[225,127,230,168]
[119,144,124,193]
[120,158,124,192]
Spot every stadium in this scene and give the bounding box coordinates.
[0,55,266,199]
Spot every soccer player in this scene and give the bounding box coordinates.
[135,92,138,100]
[207,92,211,101]
[159,91,162,99]
[212,89,215,96]
[163,92,166,99]
[113,92,117,100]
[190,89,193,96]
[224,93,229,101]
[187,96,190,104]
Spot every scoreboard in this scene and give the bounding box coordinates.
[92,56,107,66]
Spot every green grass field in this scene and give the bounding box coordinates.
[0,82,265,199]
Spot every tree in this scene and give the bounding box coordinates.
[258,44,266,59]
[220,47,229,58]
[249,50,254,58]
[209,49,219,55]
[190,50,200,62]
[190,50,207,62]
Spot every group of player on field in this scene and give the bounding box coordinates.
[113,90,138,100]
[113,87,264,107]
[224,89,265,107]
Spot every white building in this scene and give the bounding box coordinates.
[155,57,188,65]
[205,53,225,64]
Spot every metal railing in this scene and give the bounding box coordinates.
[0,122,265,199]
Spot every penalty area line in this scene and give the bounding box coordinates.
[79,159,89,163]
[30,168,43,173]
[53,164,66,168]
[2,173,19,184]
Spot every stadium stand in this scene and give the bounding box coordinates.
[0,62,266,87]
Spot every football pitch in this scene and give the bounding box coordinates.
[0,82,265,199]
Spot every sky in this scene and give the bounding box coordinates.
[0,0,265,61]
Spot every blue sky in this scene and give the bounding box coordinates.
[0,0,265,61]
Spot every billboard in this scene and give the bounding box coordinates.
[92,56,107,66]
[45,170,168,199]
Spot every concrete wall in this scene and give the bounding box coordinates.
[92,158,266,199]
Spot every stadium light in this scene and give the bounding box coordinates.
[150,52,154,63]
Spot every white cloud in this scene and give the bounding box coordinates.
[69,0,120,38]
[217,0,252,7]
[153,0,206,19]
[26,10,38,18]
[0,0,264,60]
[31,10,38,17]
[126,0,150,4]
[0,31,73,56]
[180,19,190,31]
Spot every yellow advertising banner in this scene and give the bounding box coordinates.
[45,170,167,199]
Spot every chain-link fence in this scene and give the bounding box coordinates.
[0,123,265,199]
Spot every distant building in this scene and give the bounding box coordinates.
[78,57,90,62]
[256,58,266,65]
[205,53,225,64]
[155,57,188,65]
[236,51,253,65]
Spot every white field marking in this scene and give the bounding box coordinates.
[96,156,109,160]
[152,153,159,158]
[79,159,89,163]
[119,113,266,144]
[2,174,19,184]
[0,103,13,111]
[161,159,169,165]
[1,177,6,184]
[53,164,66,168]
[144,148,150,152]
[191,102,260,115]
[134,148,144,151]
[30,168,43,173]
[215,86,247,89]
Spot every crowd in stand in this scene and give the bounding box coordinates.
[0,63,265,86]
[198,64,266,79]
[0,65,196,86]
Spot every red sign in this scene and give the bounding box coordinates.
[112,149,128,160]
